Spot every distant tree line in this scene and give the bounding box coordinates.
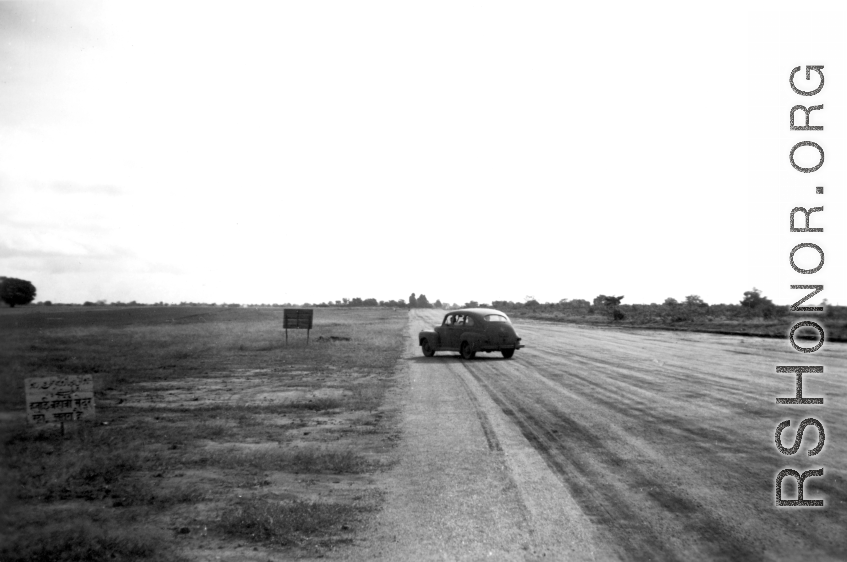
[15,286,838,324]
[302,293,447,309]
[475,288,843,324]
[407,293,443,308]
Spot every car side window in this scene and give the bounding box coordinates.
[465,316,474,327]
[484,314,509,323]
[455,315,464,326]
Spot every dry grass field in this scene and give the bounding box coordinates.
[0,306,407,561]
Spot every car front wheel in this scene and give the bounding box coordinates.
[501,348,515,359]
[422,339,435,357]
[460,342,476,360]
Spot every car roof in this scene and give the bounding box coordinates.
[445,308,509,318]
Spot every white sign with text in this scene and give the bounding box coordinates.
[25,375,95,424]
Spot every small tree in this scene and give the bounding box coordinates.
[417,294,431,308]
[569,299,590,310]
[740,288,770,308]
[684,295,707,307]
[594,295,623,308]
[434,299,443,308]
[0,277,36,308]
[409,293,417,308]
[594,294,625,320]
[740,288,776,318]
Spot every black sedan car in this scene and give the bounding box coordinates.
[418,308,524,359]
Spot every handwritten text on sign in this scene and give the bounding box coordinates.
[25,375,95,424]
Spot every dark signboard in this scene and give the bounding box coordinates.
[284,308,313,329]
[284,308,313,344]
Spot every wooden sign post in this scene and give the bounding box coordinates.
[25,374,96,435]
[284,308,314,345]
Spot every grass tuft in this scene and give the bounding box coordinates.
[196,446,371,474]
[284,396,342,411]
[286,448,370,473]
[0,519,181,562]
[5,426,142,502]
[218,498,356,545]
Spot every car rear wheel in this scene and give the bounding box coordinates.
[501,348,515,359]
[460,341,476,360]
[422,339,435,357]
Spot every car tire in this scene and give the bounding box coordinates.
[460,341,476,360]
[501,348,515,359]
[422,339,435,357]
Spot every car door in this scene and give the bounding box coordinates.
[444,314,463,349]
[464,315,476,331]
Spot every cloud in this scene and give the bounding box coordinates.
[0,245,183,280]
[0,237,109,260]
[32,179,122,196]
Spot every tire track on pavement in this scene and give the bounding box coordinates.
[465,364,684,561]
[464,319,847,560]
[474,358,765,561]
[455,371,502,452]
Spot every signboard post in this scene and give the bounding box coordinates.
[283,308,314,345]
[25,374,95,435]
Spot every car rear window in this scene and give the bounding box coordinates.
[484,314,509,323]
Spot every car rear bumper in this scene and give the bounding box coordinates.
[477,343,524,351]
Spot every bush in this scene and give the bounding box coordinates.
[0,277,36,308]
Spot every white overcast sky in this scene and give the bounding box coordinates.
[1,1,845,306]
